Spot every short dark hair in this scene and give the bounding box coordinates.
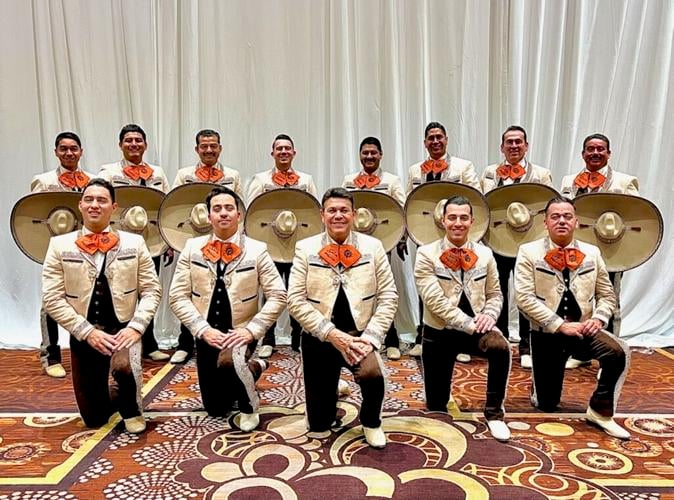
[443,195,473,216]
[359,136,382,153]
[272,133,294,150]
[321,187,354,209]
[424,122,446,138]
[119,124,147,143]
[54,131,82,149]
[83,178,115,202]
[196,129,220,145]
[582,133,610,152]
[206,186,241,212]
[544,196,575,215]
[501,125,528,145]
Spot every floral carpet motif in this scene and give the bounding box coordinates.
[0,347,672,498]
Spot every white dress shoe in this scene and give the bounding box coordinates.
[586,407,630,440]
[363,426,386,448]
[408,344,423,357]
[487,420,511,441]
[124,416,147,434]
[565,357,591,369]
[386,347,401,360]
[258,345,273,359]
[170,350,190,364]
[148,350,170,361]
[337,379,351,397]
[45,363,66,378]
[456,353,471,363]
[238,412,260,432]
[520,354,532,369]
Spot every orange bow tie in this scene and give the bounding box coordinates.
[201,240,241,264]
[544,247,585,271]
[421,159,448,176]
[353,173,381,189]
[59,170,90,190]
[195,166,224,183]
[318,244,361,269]
[574,171,606,191]
[440,247,478,271]
[496,163,525,180]
[75,232,119,255]
[123,164,154,181]
[272,170,299,187]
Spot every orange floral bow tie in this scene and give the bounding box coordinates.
[496,163,525,180]
[318,244,361,269]
[195,166,224,183]
[440,247,478,271]
[421,159,448,175]
[272,170,299,187]
[122,164,154,181]
[59,170,90,190]
[544,247,585,271]
[201,240,242,264]
[75,232,119,255]
[353,173,380,189]
[573,171,606,191]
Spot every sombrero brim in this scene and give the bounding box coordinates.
[113,186,168,257]
[352,191,405,253]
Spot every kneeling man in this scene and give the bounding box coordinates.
[288,188,398,448]
[414,195,511,441]
[42,179,161,433]
[515,196,630,439]
[169,187,286,431]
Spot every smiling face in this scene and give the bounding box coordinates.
[79,185,117,233]
[208,193,240,240]
[582,138,611,172]
[424,127,448,160]
[500,130,528,165]
[196,135,222,167]
[271,139,296,171]
[442,203,473,247]
[321,197,354,244]
[359,144,382,174]
[119,132,147,164]
[55,138,83,171]
[544,201,578,247]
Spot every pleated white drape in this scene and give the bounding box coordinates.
[1,0,672,348]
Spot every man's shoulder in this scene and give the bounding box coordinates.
[518,238,546,256]
[449,156,473,169]
[183,234,211,251]
[117,230,146,247]
[243,236,268,255]
[296,233,323,252]
[99,161,120,172]
[575,239,601,257]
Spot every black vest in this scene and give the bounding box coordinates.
[555,269,582,322]
[86,256,126,333]
[331,285,358,333]
[206,262,233,332]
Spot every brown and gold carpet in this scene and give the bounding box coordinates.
[0,346,673,499]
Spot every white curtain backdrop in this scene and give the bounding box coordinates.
[1,0,672,349]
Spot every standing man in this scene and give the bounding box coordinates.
[169,187,286,431]
[99,124,170,361]
[288,188,398,448]
[31,132,95,378]
[515,196,630,439]
[406,122,481,360]
[560,133,638,367]
[482,125,554,369]
[169,129,243,365]
[42,179,161,433]
[342,136,405,360]
[414,196,511,441]
[247,134,318,358]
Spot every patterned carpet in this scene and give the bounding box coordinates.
[0,346,673,499]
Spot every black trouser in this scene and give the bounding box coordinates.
[422,326,510,420]
[494,253,530,355]
[40,307,61,366]
[195,337,263,416]
[70,329,141,427]
[530,329,629,416]
[382,251,399,349]
[302,332,385,431]
[262,262,301,349]
[141,256,162,356]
